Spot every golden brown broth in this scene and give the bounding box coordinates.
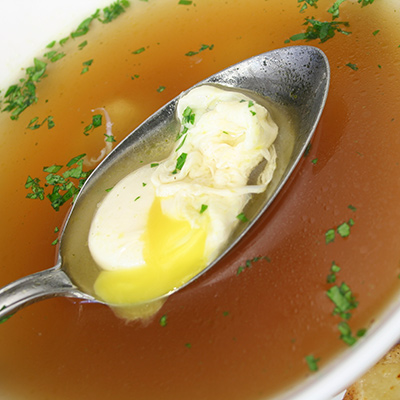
[1,0,400,399]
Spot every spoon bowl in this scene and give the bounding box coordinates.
[0,45,329,319]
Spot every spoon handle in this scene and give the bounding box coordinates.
[0,260,95,320]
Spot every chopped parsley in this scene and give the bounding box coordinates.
[104,133,116,142]
[59,36,70,46]
[2,58,47,120]
[305,354,320,372]
[51,238,59,246]
[287,18,350,44]
[236,256,270,275]
[26,115,55,130]
[172,153,187,174]
[325,218,355,243]
[337,221,351,238]
[372,29,380,36]
[327,261,341,283]
[156,86,166,93]
[46,40,56,49]
[131,74,140,80]
[179,0,193,4]
[81,59,94,74]
[346,63,359,71]
[298,0,318,13]
[99,0,130,23]
[200,204,208,214]
[358,0,374,6]
[325,263,366,346]
[25,154,92,211]
[327,282,358,320]
[142,182,147,187]
[150,163,159,168]
[159,314,168,327]
[182,106,195,125]
[134,196,140,201]
[43,50,66,63]
[236,212,248,222]
[348,204,356,212]
[132,47,145,54]
[328,0,347,20]
[83,114,102,135]
[325,229,335,244]
[185,44,214,57]
[0,307,14,324]
[338,321,357,346]
[79,40,88,50]
[311,158,318,164]
[250,110,256,116]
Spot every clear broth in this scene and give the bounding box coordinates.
[0,1,400,399]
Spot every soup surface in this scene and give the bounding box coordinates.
[0,1,400,399]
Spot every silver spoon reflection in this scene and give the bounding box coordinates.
[0,46,330,320]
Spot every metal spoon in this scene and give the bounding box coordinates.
[0,45,330,319]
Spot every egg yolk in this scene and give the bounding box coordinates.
[94,197,208,304]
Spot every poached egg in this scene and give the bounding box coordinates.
[88,85,278,305]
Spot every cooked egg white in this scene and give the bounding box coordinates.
[88,85,278,305]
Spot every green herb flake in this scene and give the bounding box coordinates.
[134,196,140,201]
[92,114,102,127]
[59,36,70,46]
[185,342,192,348]
[200,204,208,214]
[150,163,159,168]
[223,311,229,317]
[185,44,214,57]
[325,229,335,244]
[104,134,116,143]
[327,283,358,319]
[51,238,59,246]
[287,18,350,44]
[311,158,318,164]
[0,307,14,324]
[81,59,94,74]
[182,106,195,125]
[160,314,168,327]
[157,86,166,93]
[236,212,248,222]
[298,0,319,13]
[172,153,188,174]
[305,354,320,372]
[54,227,59,233]
[250,110,256,116]
[328,0,347,20]
[79,40,88,50]
[348,204,356,212]
[98,0,130,24]
[105,187,113,192]
[46,40,56,49]
[179,0,193,4]
[132,47,145,54]
[358,0,375,6]
[142,182,147,187]
[131,74,140,80]
[337,222,351,238]
[338,321,357,346]
[346,63,359,71]
[47,116,55,129]
[25,154,92,211]
[356,328,367,337]
[372,29,380,36]
[327,261,341,283]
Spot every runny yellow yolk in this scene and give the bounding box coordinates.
[94,197,208,305]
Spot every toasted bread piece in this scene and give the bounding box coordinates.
[344,344,400,400]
